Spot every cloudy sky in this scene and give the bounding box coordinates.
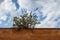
[0,0,60,28]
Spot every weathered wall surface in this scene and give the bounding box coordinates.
[0,29,60,40]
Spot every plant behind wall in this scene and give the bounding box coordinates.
[13,12,40,30]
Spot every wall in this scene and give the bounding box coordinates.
[0,29,60,40]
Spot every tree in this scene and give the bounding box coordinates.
[13,11,40,30]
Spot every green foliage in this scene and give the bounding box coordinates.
[13,12,40,30]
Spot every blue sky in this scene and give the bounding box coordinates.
[0,0,60,28]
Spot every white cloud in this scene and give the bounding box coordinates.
[0,0,17,19]
[17,0,41,11]
[18,0,60,28]
[0,15,7,21]
[0,0,16,12]
[0,0,17,27]
[35,0,60,28]
[35,21,57,28]
[0,0,60,28]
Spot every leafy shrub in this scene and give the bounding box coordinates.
[13,12,40,30]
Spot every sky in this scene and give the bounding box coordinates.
[0,0,60,28]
